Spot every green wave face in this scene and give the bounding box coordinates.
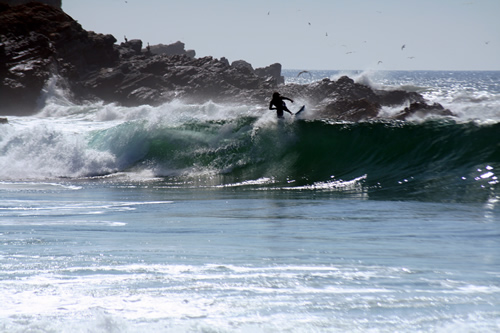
[89,117,500,203]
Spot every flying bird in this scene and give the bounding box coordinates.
[297,70,312,78]
[378,61,383,65]
[401,44,406,50]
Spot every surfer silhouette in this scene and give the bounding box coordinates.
[269,92,294,118]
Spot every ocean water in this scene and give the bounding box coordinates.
[1,70,499,332]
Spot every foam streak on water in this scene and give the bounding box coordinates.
[1,186,499,332]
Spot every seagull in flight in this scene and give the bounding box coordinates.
[401,44,406,50]
[297,70,312,78]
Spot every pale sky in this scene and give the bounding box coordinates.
[63,0,500,71]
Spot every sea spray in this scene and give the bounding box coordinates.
[0,121,117,180]
[1,70,498,201]
[1,71,499,333]
[2,101,499,202]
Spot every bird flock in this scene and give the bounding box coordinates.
[266,8,418,68]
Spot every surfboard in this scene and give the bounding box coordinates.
[294,105,305,116]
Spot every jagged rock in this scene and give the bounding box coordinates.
[374,89,424,106]
[274,76,447,121]
[393,102,455,120]
[0,117,8,124]
[231,60,254,75]
[148,41,195,58]
[219,57,230,67]
[0,0,61,8]
[0,2,453,121]
[255,63,284,85]
[121,39,142,54]
[0,30,54,114]
[0,2,118,114]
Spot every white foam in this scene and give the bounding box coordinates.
[1,259,499,332]
[3,70,499,182]
[284,174,367,192]
[0,181,82,191]
[0,123,117,180]
[216,177,276,188]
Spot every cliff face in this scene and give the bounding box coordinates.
[0,2,117,114]
[0,2,451,120]
[0,2,283,114]
[0,0,61,8]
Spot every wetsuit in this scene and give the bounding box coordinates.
[269,95,293,118]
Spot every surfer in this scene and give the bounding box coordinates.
[269,92,294,118]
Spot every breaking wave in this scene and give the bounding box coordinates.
[1,70,499,202]
[1,99,498,203]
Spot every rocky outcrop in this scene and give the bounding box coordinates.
[0,2,118,114]
[273,76,445,121]
[69,52,280,107]
[0,0,61,8]
[393,102,455,120]
[147,41,195,58]
[0,2,452,121]
[255,63,284,85]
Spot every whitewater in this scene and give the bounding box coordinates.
[1,70,499,332]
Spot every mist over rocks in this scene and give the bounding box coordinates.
[276,76,437,121]
[0,2,118,114]
[0,2,452,120]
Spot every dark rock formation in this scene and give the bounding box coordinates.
[255,63,284,85]
[0,2,118,114]
[0,0,61,8]
[148,41,195,58]
[393,102,455,120]
[0,2,285,112]
[71,53,279,107]
[0,2,453,121]
[273,76,450,121]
